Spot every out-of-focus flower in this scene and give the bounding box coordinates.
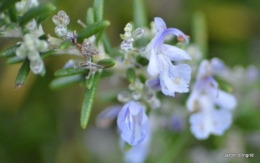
[189,95,232,139]
[144,17,192,96]
[95,105,122,128]
[117,101,148,146]
[187,60,236,112]
[187,59,237,139]
[123,129,151,163]
[170,114,186,133]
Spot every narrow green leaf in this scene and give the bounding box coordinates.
[8,5,17,22]
[97,58,115,68]
[19,3,56,27]
[0,0,19,12]
[80,72,100,129]
[192,11,208,56]
[133,0,147,28]
[59,41,72,50]
[77,20,110,43]
[36,6,56,25]
[102,33,113,57]
[14,60,30,89]
[1,44,20,58]
[49,75,85,90]
[95,30,103,45]
[126,68,136,83]
[86,73,95,89]
[7,56,25,64]
[54,67,89,77]
[40,49,56,59]
[7,50,56,64]
[93,0,104,22]
[86,7,94,25]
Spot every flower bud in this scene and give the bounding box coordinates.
[30,59,44,74]
[132,28,144,40]
[117,91,131,103]
[15,2,26,14]
[124,23,132,32]
[132,91,142,100]
[27,51,40,61]
[37,40,48,52]
[16,44,27,59]
[120,40,133,51]
[55,25,68,37]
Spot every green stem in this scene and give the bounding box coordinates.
[133,0,148,27]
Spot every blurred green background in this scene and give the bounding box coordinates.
[0,0,260,162]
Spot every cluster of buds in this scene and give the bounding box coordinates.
[120,23,144,52]
[15,0,39,31]
[15,0,39,15]
[117,79,144,103]
[52,10,70,38]
[16,34,48,74]
[117,78,160,109]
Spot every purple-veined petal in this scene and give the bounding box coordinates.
[163,44,191,61]
[154,17,167,32]
[117,101,148,146]
[123,129,151,163]
[147,49,160,76]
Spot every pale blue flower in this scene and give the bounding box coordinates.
[144,17,192,96]
[186,59,237,139]
[123,130,151,163]
[145,55,191,96]
[189,95,232,139]
[117,101,148,146]
[187,60,237,112]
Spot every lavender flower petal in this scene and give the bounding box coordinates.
[117,101,148,146]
